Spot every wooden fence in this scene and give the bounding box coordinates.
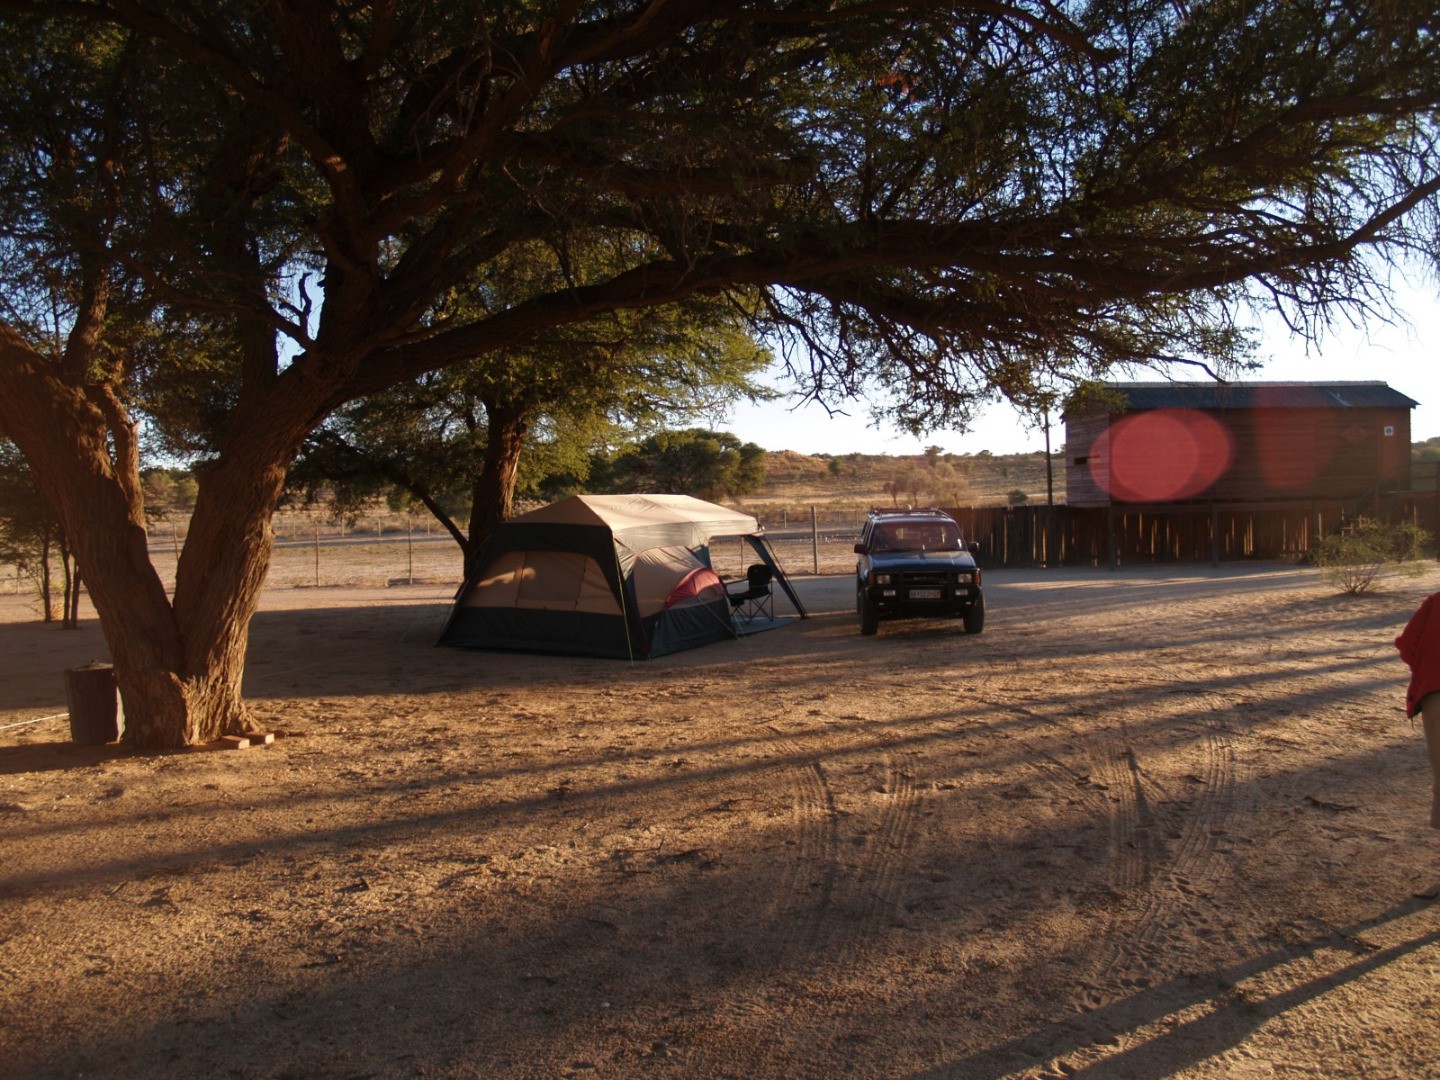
[943,490,1440,569]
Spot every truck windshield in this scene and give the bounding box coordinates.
[872,523,959,552]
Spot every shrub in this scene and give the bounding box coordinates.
[1312,517,1433,594]
[1007,489,1029,505]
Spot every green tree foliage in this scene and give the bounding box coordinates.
[602,430,767,501]
[139,469,197,519]
[290,293,770,560]
[1,2,1438,746]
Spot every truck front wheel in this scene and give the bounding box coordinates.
[859,593,880,636]
[963,596,986,634]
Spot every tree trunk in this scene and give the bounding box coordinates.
[0,323,303,747]
[60,537,80,629]
[38,531,55,622]
[162,451,292,743]
[465,400,528,563]
[66,564,81,629]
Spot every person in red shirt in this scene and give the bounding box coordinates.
[1395,592,1440,833]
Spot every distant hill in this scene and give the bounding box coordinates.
[741,435,1440,514]
[740,449,1056,513]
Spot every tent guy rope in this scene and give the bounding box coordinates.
[0,712,68,732]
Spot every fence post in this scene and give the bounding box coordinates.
[314,524,321,587]
[811,506,819,574]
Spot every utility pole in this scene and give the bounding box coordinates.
[1043,407,1054,509]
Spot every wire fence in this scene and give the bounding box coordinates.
[1,509,866,600]
[192,515,463,590]
[8,470,1438,597]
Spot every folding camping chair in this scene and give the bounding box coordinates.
[727,563,774,624]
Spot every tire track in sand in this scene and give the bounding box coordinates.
[971,689,1248,1014]
[1084,699,1248,1009]
[763,728,924,955]
[701,729,924,1076]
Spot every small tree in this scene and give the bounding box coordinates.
[291,292,770,560]
[140,470,176,521]
[926,461,967,507]
[1312,517,1433,594]
[0,440,80,625]
[603,429,766,502]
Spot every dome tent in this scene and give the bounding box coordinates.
[438,494,805,659]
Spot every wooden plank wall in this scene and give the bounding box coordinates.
[1062,414,1111,507]
[1212,407,1412,500]
[1062,406,1413,507]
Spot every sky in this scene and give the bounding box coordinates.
[720,278,1440,457]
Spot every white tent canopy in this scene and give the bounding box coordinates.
[439,494,805,659]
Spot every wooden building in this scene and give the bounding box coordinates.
[1064,381,1418,508]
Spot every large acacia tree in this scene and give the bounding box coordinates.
[0,1,1436,747]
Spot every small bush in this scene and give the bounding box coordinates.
[1007,489,1029,506]
[1311,517,1433,594]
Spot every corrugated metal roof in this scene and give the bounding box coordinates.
[1069,381,1418,414]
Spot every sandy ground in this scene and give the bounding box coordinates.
[2,555,1440,1079]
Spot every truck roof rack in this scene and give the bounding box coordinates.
[867,507,955,518]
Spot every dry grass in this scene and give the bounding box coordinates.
[736,449,1055,516]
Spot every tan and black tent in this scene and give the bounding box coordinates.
[438,494,805,659]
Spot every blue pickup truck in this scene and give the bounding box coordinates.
[854,508,985,636]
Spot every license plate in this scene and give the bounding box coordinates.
[909,588,942,599]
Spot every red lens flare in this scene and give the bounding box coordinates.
[1090,409,1233,502]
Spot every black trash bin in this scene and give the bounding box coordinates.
[64,662,122,745]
